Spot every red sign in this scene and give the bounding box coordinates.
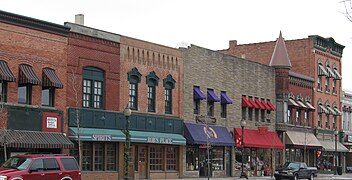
[42,112,62,132]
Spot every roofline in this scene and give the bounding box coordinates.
[0,10,70,36]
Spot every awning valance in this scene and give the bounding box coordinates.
[207,89,220,102]
[43,68,63,89]
[242,97,253,108]
[296,100,307,109]
[285,131,321,149]
[288,98,299,107]
[5,130,73,149]
[234,128,284,149]
[184,123,234,146]
[319,140,349,152]
[19,64,40,85]
[0,60,16,82]
[130,130,186,145]
[194,87,206,100]
[220,92,232,104]
[305,102,315,110]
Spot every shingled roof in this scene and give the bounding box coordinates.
[269,31,292,69]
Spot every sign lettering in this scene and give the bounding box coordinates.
[147,137,173,144]
[92,134,112,141]
[46,117,57,129]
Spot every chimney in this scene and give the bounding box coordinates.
[75,14,84,25]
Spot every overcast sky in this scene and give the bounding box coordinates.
[2,0,352,91]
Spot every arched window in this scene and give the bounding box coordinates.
[146,71,159,112]
[83,67,104,109]
[127,67,141,110]
[163,74,176,114]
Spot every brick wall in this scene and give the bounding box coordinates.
[119,36,183,117]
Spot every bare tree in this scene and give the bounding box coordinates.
[341,0,352,21]
[68,69,83,170]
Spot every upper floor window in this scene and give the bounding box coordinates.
[318,113,322,128]
[317,76,322,91]
[128,67,141,110]
[42,68,63,107]
[296,110,302,126]
[18,64,40,104]
[163,74,175,114]
[325,78,330,93]
[333,67,342,80]
[146,71,159,113]
[0,60,16,102]
[83,67,104,109]
[193,86,206,115]
[220,91,232,118]
[332,79,336,94]
[207,89,219,117]
[318,63,327,76]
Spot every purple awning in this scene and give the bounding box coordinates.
[207,89,220,102]
[194,87,206,100]
[220,92,232,104]
[184,123,234,146]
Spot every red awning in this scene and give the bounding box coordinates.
[255,99,266,110]
[261,100,272,110]
[242,97,253,108]
[267,101,276,111]
[248,98,260,109]
[234,128,284,149]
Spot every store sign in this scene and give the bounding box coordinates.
[46,117,57,129]
[92,134,112,141]
[147,137,173,144]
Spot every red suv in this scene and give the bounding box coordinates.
[0,154,81,180]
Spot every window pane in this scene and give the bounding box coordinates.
[166,147,178,170]
[94,143,104,171]
[82,142,92,171]
[150,146,163,170]
[106,143,116,171]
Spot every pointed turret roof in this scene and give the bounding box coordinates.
[269,31,292,69]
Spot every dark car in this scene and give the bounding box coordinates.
[274,162,317,180]
[0,154,81,180]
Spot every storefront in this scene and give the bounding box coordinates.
[284,130,322,167]
[234,127,284,177]
[184,122,234,178]
[343,133,352,172]
[318,139,348,173]
[69,127,186,180]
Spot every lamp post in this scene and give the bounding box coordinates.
[240,119,247,179]
[334,130,338,175]
[123,106,132,180]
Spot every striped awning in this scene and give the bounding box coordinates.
[43,68,63,89]
[3,130,74,149]
[0,60,16,82]
[19,64,40,85]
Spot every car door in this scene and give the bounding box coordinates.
[41,158,62,179]
[23,159,45,180]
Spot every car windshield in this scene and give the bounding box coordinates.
[1,157,32,170]
[283,162,300,170]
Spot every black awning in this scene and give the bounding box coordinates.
[0,60,16,82]
[43,68,63,89]
[19,64,40,85]
[4,130,74,149]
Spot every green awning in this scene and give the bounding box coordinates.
[319,140,349,152]
[69,128,186,145]
[69,127,125,142]
[130,130,186,145]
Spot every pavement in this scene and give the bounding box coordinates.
[169,173,352,180]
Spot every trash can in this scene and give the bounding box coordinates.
[337,166,343,175]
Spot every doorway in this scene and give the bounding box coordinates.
[199,148,211,177]
[137,146,147,179]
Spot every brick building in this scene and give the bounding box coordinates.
[181,45,283,178]
[0,10,73,161]
[119,35,185,179]
[342,90,352,170]
[222,33,347,172]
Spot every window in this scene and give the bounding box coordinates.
[186,146,199,170]
[248,108,253,121]
[146,71,159,112]
[326,114,330,129]
[296,110,302,126]
[79,142,117,171]
[304,111,309,126]
[148,83,156,112]
[318,113,322,128]
[241,107,246,121]
[220,91,232,118]
[194,99,200,114]
[261,109,265,122]
[150,146,163,170]
[41,87,54,106]
[166,147,178,170]
[211,147,224,171]
[43,158,60,171]
[266,111,271,123]
[18,85,31,104]
[0,81,7,102]
[332,79,336,94]
[163,75,175,114]
[221,104,227,118]
[288,109,292,124]
[333,115,336,129]
[61,158,79,170]
[255,109,259,122]
[325,78,329,93]
[83,67,104,109]
[317,76,322,90]
[207,101,214,116]
[128,67,141,110]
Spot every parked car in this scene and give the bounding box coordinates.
[0,154,81,180]
[274,162,317,180]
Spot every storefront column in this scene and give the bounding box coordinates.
[282,131,286,164]
[118,142,125,180]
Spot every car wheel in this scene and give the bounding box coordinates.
[293,174,298,180]
[308,174,314,180]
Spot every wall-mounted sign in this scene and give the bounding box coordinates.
[46,117,57,129]
[147,137,173,144]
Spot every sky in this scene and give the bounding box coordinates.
[1,0,352,90]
